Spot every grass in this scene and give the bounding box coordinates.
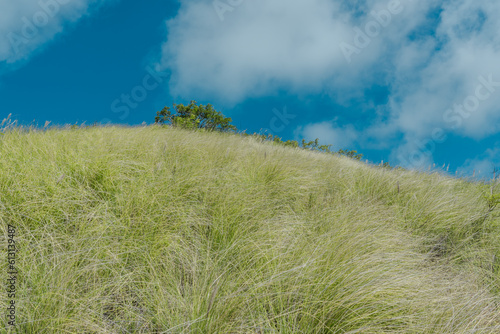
[0,124,499,333]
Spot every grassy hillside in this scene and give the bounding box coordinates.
[0,125,499,333]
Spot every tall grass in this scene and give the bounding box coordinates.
[0,124,499,333]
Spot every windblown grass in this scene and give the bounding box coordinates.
[0,124,499,333]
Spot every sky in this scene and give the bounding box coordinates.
[0,0,499,179]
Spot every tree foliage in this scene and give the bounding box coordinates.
[241,132,363,160]
[155,100,236,132]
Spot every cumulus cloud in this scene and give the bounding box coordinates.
[159,0,434,104]
[393,3,500,135]
[160,0,500,169]
[457,145,500,179]
[0,0,114,65]
[160,0,355,105]
[384,0,500,167]
[295,120,358,151]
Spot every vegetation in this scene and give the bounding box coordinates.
[155,101,364,161]
[0,123,499,333]
[155,100,236,132]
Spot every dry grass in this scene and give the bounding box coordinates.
[0,124,498,333]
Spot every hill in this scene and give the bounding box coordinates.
[1,125,499,333]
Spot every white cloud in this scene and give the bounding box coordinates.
[0,0,114,65]
[383,0,500,167]
[160,0,358,105]
[159,0,436,105]
[457,145,500,179]
[295,121,358,151]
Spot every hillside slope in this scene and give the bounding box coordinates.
[0,125,499,333]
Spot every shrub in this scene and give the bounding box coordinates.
[337,149,363,160]
[155,100,236,132]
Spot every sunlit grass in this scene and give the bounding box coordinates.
[0,124,499,333]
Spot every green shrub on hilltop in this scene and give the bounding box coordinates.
[155,100,236,132]
[337,148,363,160]
[154,101,364,160]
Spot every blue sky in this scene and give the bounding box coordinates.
[1,0,499,178]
